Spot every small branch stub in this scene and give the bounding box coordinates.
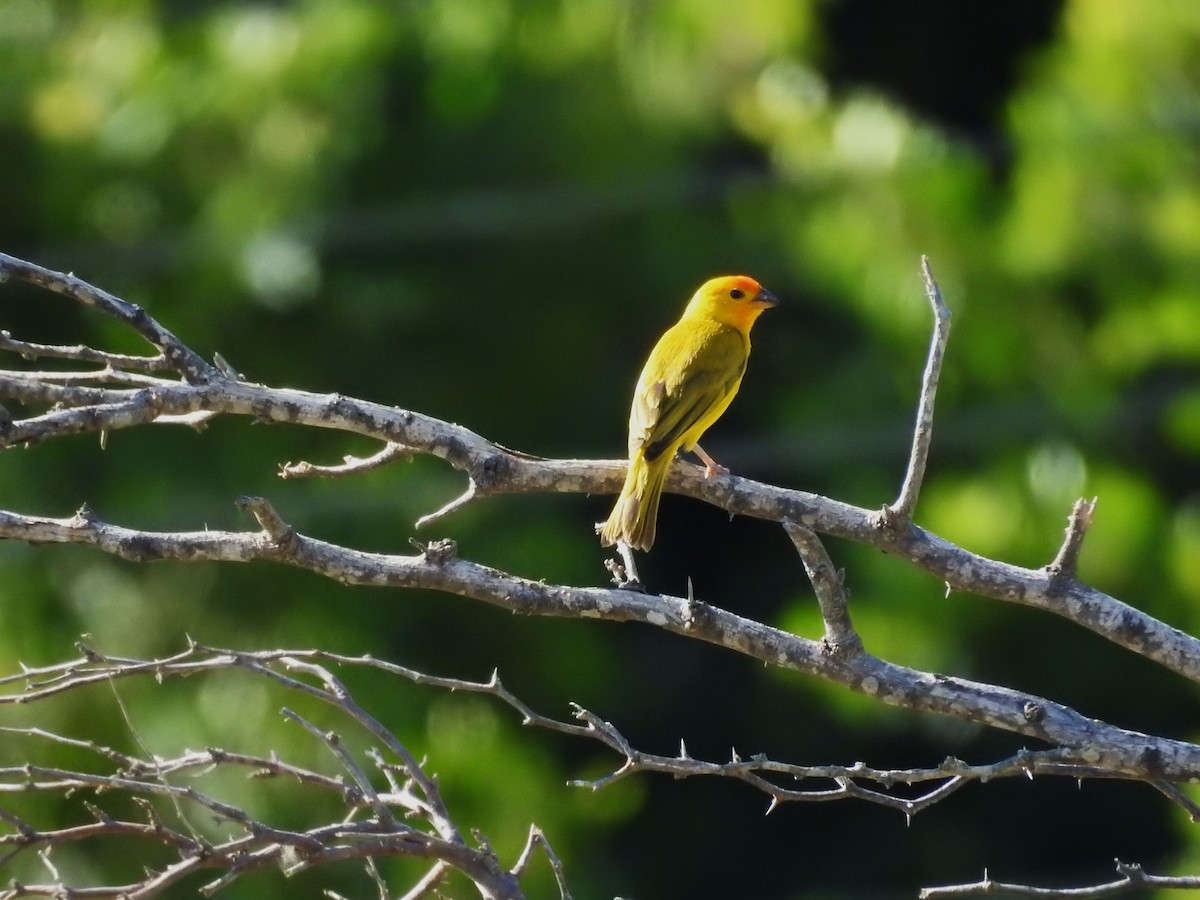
[237,496,297,550]
[411,537,458,565]
[1046,497,1098,585]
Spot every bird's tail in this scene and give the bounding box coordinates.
[599,452,669,551]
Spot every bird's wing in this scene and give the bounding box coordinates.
[630,324,747,462]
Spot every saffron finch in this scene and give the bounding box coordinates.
[599,275,778,551]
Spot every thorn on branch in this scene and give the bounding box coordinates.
[681,579,713,632]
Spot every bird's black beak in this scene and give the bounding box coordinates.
[753,288,779,309]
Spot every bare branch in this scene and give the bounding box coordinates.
[415,477,479,529]
[271,655,461,842]
[281,707,403,829]
[921,860,1200,898]
[562,700,1189,816]
[280,441,414,479]
[511,826,572,900]
[0,252,216,384]
[5,643,1198,897]
[0,353,1183,689]
[1,251,1197,895]
[0,646,556,900]
[1047,497,1098,584]
[783,519,860,655]
[0,330,172,373]
[7,645,1185,826]
[0,506,1197,783]
[877,255,952,529]
[397,862,451,900]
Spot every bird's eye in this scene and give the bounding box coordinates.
[729,288,744,300]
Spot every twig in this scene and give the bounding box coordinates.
[281,708,402,830]
[396,862,451,900]
[0,645,546,900]
[1149,779,1200,822]
[7,646,1182,819]
[920,860,1200,898]
[280,441,413,479]
[0,252,216,384]
[415,477,478,528]
[783,519,860,655]
[511,826,572,900]
[237,495,298,548]
[272,656,463,843]
[878,255,951,529]
[0,330,172,372]
[0,366,174,387]
[1046,497,1098,584]
[604,539,643,590]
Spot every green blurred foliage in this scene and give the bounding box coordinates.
[2,0,1199,896]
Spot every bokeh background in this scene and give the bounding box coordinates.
[2,0,1200,896]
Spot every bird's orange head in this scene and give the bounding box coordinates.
[683,275,779,333]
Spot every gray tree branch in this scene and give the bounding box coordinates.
[921,860,1200,898]
[0,252,1190,687]
[0,645,565,900]
[1,250,1196,897]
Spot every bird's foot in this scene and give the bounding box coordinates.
[693,443,728,479]
[604,540,645,590]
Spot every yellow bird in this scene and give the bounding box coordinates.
[599,275,778,551]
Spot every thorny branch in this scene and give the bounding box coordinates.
[3,495,1199,785]
[0,648,1190,888]
[0,644,571,900]
[1,251,1198,895]
[921,860,1200,898]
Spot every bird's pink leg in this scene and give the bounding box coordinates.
[693,443,729,479]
